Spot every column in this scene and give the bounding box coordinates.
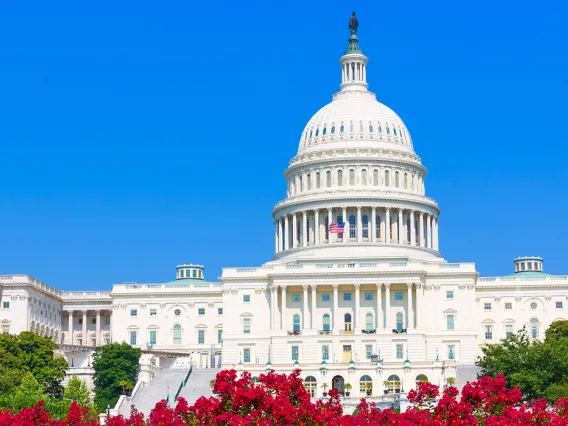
[280,286,287,331]
[410,210,416,246]
[314,209,319,245]
[384,284,391,330]
[274,221,279,253]
[311,285,317,331]
[327,209,333,243]
[385,208,390,244]
[278,218,283,252]
[398,209,404,244]
[342,207,348,244]
[96,310,101,346]
[292,213,298,248]
[284,215,289,250]
[371,207,377,243]
[375,284,382,329]
[68,311,74,344]
[427,214,432,249]
[302,211,308,247]
[419,212,425,247]
[332,284,339,333]
[82,310,87,346]
[357,206,362,242]
[271,287,277,330]
[433,217,439,250]
[407,284,414,330]
[302,285,310,330]
[354,284,361,332]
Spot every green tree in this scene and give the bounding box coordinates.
[545,320,568,341]
[92,342,141,412]
[64,375,91,407]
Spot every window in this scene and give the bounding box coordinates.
[243,348,251,363]
[448,345,455,360]
[323,314,330,331]
[446,291,454,299]
[386,375,401,394]
[485,325,493,340]
[530,319,539,339]
[349,215,356,239]
[349,169,355,185]
[291,345,299,361]
[192,270,197,278]
[243,295,251,303]
[173,324,182,344]
[293,314,301,332]
[415,375,428,390]
[505,324,513,338]
[316,172,321,188]
[373,169,379,186]
[243,318,251,334]
[337,170,343,186]
[365,292,373,301]
[557,301,563,309]
[505,302,512,310]
[149,330,157,345]
[360,375,372,394]
[218,308,223,315]
[322,345,329,360]
[305,376,317,397]
[130,331,137,345]
[198,308,205,315]
[365,344,372,359]
[322,293,330,302]
[362,215,369,238]
[344,313,352,331]
[198,329,205,344]
[331,125,335,134]
[340,124,345,133]
[150,309,157,316]
[396,312,404,331]
[2,302,9,309]
[292,294,301,302]
[344,293,352,301]
[396,344,403,359]
[217,329,223,343]
[447,314,455,330]
[130,309,138,317]
[174,309,181,316]
[530,302,538,310]
[395,292,403,301]
[326,171,331,187]
[484,303,492,311]
[385,170,390,187]
[92,318,96,324]
[361,170,367,185]
[366,313,373,330]
[376,214,380,239]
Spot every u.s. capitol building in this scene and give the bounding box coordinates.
[1,21,566,399]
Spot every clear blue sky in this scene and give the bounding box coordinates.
[1,1,567,290]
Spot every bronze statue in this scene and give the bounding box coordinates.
[348,11,358,35]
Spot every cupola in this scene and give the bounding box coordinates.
[176,264,205,280]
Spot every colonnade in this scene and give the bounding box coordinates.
[66,309,111,346]
[274,207,438,253]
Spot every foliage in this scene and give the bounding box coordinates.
[477,324,568,401]
[92,343,141,412]
[0,332,68,398]
[64,375,92,408]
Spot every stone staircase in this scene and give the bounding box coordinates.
[177,368,220,405]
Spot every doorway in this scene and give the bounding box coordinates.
[342,345,352,362]
[332,375,345,395]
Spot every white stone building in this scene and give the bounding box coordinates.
[1,22,567,401]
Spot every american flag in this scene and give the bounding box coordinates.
[329,222,345,234]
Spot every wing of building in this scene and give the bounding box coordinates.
[1,20,567,402]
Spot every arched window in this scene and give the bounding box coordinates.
[323,127,327,136]
[385,170,390,187]
[350,121,354,133]
[359,121,363,132]
[251,376,260,383]
[415,375,428,390]
[331,125,336,134]
[531,318,539,339]
[316,172,321,189]
[360,375,373,394]
[315,128,319,137]
[396,312,404,331]
[395,171,400,187]
[373,169,379,186]
[349,215,356,239]
[365,313,373,330]
[404,173,408,188]
[309,129,313,138]
[386,126,390,135]
[362,215,369,239]
[378,124,382,134]
[305,376,317,397]
[394,128,398,136]
[173,324,182,345]
[376,214,380,239]
[307,174,311,190]
[293,314,301,333]
[349,169,355,185]
[344,313,352,332]
[299,176,303,192]
[326,171,331,187]
[337,170,343,186]
[323,314,330,331]
[369,123,373,133]
[361,169,367,185]
[340,123,345,134]
[386,375,401,394]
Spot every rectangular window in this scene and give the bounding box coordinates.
[217,329,223,343]
[149,330,157,345]
[243,295,251,303]
[243,318,251,334]
[130,331,137,345]
[395,292,403,301]
[218,308,223,315]
[193,270,197,278]
[396,344,403,359]
[322,293,330,302]
[78,319,83,325]
[365,344,372,359]
[243,348,251,363]
[2,302,9,309]
[198,308,205,316]
[505,302,512,310]
[292,294,301,302]
[447,314,455,330]
[322,345,329,361]
[485,325,493,340]
[365,292,373,301]
[448,345,455,360]
[343,293,352,301]
[556,301,563,309]
[150,309,157,316]
[291,345,299,361]
[446,291,454,299]
[505,324,513,338]
[484,303,492,311]
[198,329,205,344]
[105,317,110,325]
[130,309,137,317]
[92,318,96,324]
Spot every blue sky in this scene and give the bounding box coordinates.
[1,1,567,290]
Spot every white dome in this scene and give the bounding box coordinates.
[297,90,415,156]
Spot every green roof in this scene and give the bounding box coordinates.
[163,278,220,286]
[505,271,553,278]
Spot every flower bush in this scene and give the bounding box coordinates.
[3,370,568,425]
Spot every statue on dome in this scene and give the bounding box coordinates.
[348,11,358,34]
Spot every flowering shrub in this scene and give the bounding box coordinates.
[3,370,568,425]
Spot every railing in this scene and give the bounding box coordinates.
[439,263,460,268]
[316,264,333,268]
[392,328,407,334]
[318,330,332,335]
[359,263,377,268]
[174,365,193,402]
[236,268,257,273]
[479,276,568,283]
[389,262,407,267]
[286,265,303,269]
